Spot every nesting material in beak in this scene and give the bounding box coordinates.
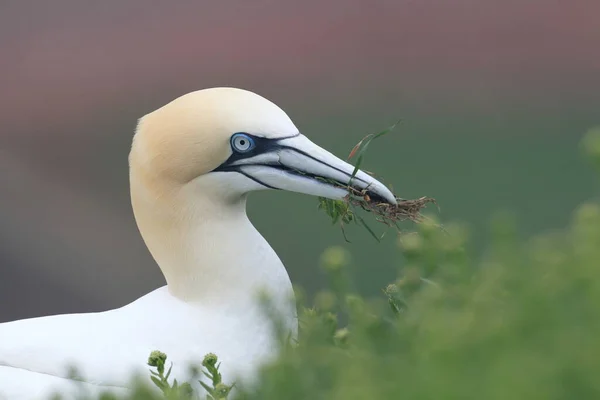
[317,122,437,240]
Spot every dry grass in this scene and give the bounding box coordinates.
[348,190,437,225]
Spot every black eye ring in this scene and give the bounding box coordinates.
[231,133,255,153]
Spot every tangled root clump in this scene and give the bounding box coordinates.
[348,191,437,226]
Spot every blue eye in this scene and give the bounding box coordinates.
[231,133,255,153]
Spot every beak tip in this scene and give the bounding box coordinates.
[377,184,398,206]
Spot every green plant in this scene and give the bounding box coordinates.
[198,354,234,400]
[146,351,193,399]
[142,351,233,400]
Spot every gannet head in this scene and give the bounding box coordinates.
[131,87,396,205]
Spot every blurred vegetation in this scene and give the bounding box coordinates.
[60,128,599,399]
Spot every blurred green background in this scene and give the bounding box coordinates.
[255,107,599,297]
[0,1,598,322]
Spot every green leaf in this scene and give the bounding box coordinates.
[327,200,336,221]
[341,223,351,243]
[374,119,401,140]
[350,154,364,183]
[150,376,165,389]
[349,119,401,181]
[199,381,214,394]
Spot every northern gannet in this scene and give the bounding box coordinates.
[0,88,396,399]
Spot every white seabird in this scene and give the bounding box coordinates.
[0,87,396,399]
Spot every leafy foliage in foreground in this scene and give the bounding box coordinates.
[59,128,600,399]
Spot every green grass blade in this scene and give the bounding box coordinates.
[349,119,402,181]
[356,215,380,242]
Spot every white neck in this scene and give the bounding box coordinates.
[130,173,294,311]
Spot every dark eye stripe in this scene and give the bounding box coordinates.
[217,133,291,166]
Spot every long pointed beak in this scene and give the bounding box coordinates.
[216,134,397,205]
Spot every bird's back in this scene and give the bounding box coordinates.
[0,286,287,399]
[0,298,152,398]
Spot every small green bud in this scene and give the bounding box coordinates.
[383,283,400,296]
[147,351,167,367]
[323,312,338,333]
[334,327,350,346]
[202,353,218,368]
[302,307,318,318]
[384,282,406,313]
[320,246,350,272]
